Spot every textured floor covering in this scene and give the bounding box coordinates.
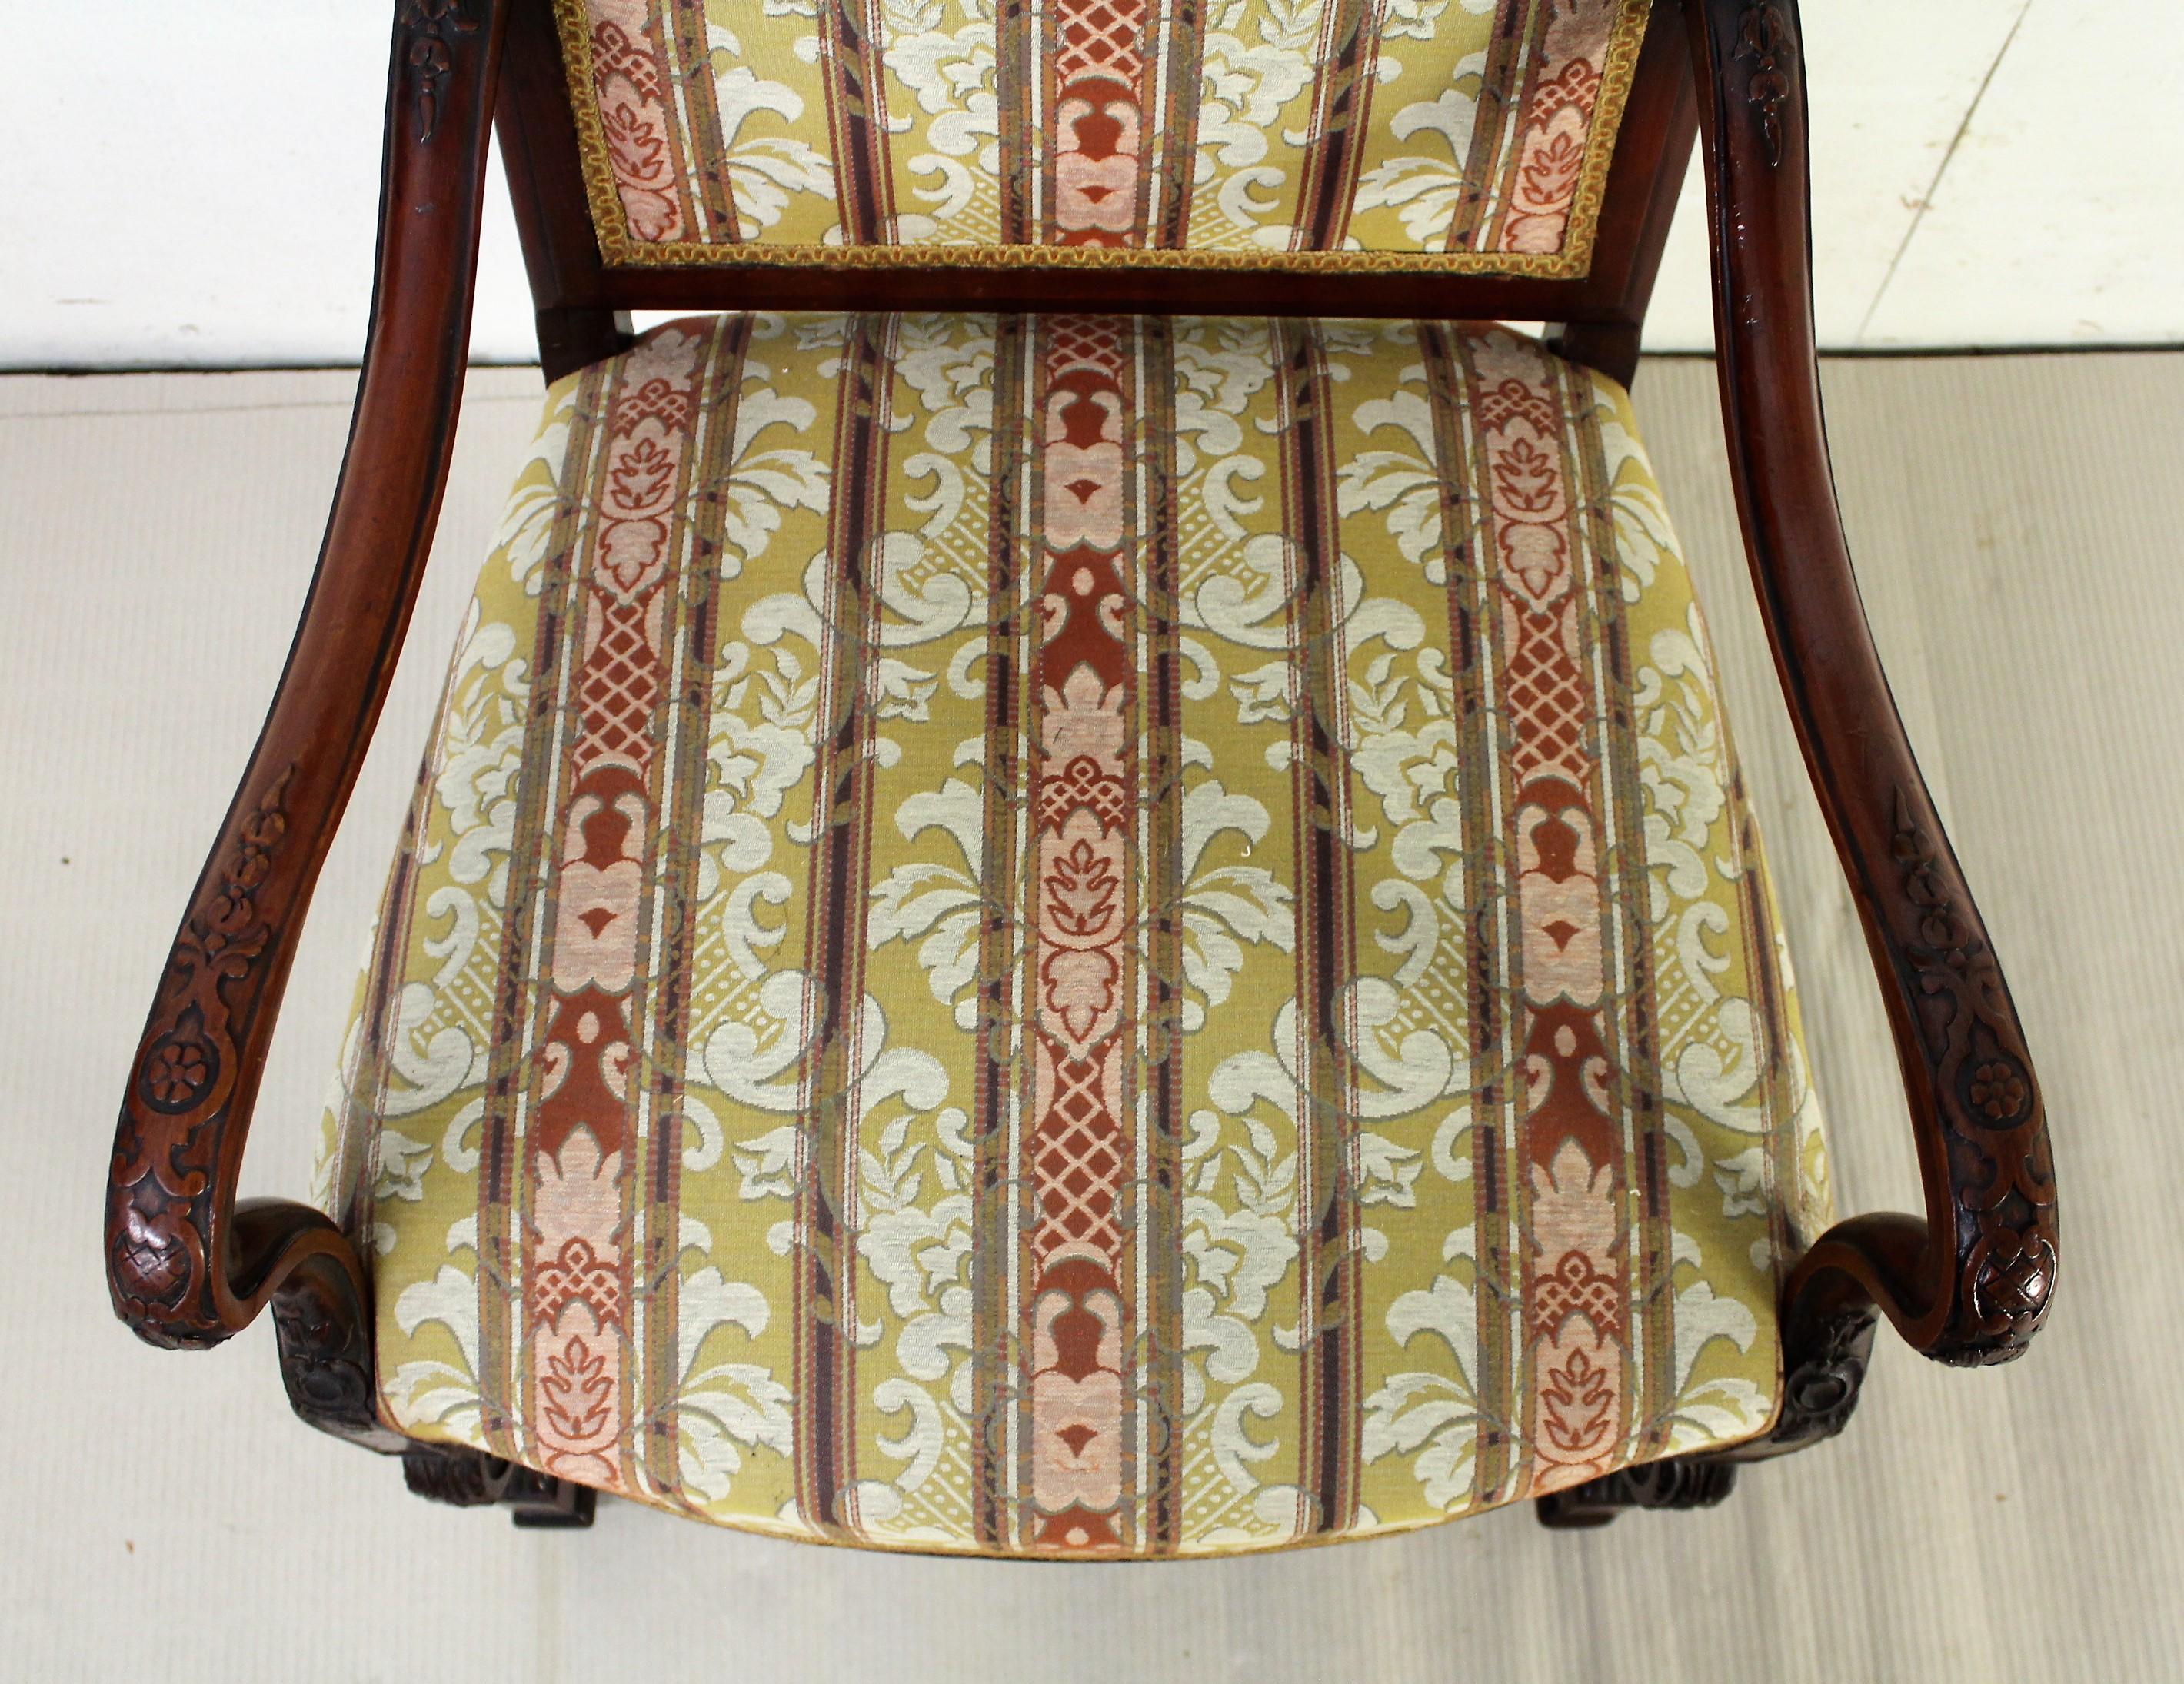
[2,350,2176,1682]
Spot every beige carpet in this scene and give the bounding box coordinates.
[3,350,2175,1682]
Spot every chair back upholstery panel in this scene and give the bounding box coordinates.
[563,0,1652,275]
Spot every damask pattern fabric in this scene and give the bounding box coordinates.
[316,312,1832,1556]
[561,0,1652,276]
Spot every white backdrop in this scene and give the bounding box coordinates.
[4,0,2177,368]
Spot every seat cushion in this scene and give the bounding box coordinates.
[317,312,1831,1556]
[561,0,1653,276]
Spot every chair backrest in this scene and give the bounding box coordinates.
[558,0,1657,281]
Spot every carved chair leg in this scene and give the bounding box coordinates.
[1537,1459,1740,1529]
[402,1446,598,1529]
[1534,1287,1879,1528]
[267,1248,408,1454]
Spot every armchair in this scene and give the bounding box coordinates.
[107,0,2055,1547]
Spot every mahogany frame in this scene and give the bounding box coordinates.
[106,0,2057,1527]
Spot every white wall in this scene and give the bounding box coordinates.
[3,1,2178,368]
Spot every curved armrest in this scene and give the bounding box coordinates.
[105,0,510,1433]
[1684,0,2057,1366]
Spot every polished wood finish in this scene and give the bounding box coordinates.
[1535,0,2059,1527]
[105,0,511,1408]
[494,0,629,380]
[107,0,2056,1528]
[1684,0,2055,1370]
[1550,0,1699,386]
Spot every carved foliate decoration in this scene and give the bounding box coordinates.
[1735,2,1793,165]
[399,0,478,143]
[271,1262,408,1452]
[1890,790,2058,1364]
[1770,1303,1877,1449]
[1533,1298,1876,1526]
[108,767,295,1345]
[404,1449,498,1507]
[403,1448,598,1526]
[104,0,518,1524]
[1698,0,2056,1385]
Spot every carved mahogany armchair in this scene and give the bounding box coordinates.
[108,0,2056,1545]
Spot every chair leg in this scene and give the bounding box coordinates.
[401,1446,597,1529]
[1536,1458,1740,1529]
[498,1464,598,1529]
[1533,1296,1878,1528]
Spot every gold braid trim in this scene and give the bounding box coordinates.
[555,0,1649,280]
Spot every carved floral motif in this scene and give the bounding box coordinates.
[1890,788,2058,1364]
[108,767,294,1343]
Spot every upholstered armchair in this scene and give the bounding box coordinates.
[106,0,2056,1549]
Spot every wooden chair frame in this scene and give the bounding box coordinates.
[105,0,2058,1529]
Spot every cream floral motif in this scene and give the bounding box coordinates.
[704,22,835,240]
[558,0,1652,273]
[325,311,1827,1556]
[1351,48,1498,247]
[874,1,1004,244]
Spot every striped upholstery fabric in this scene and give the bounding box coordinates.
[317,313,1832,1555]
[561,0,1653,275]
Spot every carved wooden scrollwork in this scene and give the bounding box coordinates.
[108,769,294,1345]
[268,1250,409,1452]
[1531,2,2059,1528]
[1889,790,2058,1363]
[1768,1302,1877,1447]
[103,0,512,1473]
[403,1448,499,1506]
[1534,1300,1877,1526]
[1685,0,2058,1376]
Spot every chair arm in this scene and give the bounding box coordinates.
[104,0,511,1429]
[1683,0,2057,1366]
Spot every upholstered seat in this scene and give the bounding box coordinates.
[316,311,1829,1556]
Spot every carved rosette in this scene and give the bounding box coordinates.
[1890,790,2059,1364]
[102,0,519,1520]
[107,768,295,1346]
[1702,0,2058,1379]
